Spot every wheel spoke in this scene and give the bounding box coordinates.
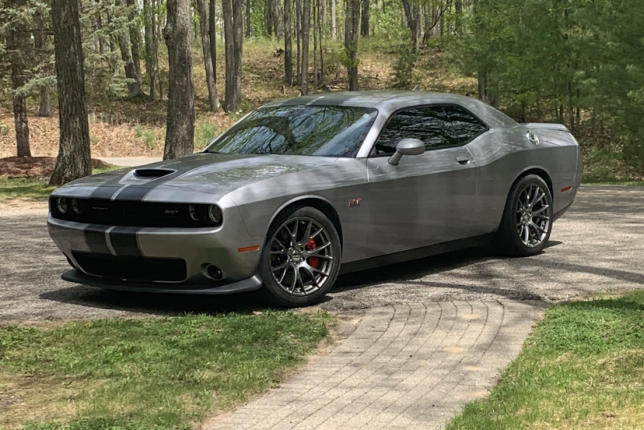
[522,224,529,243]
[289,266,299,292]
[272,259,289,271]
[529,189,541,207]
[299,221,313,246]
[269,216,335,296]
[533,204,549,214]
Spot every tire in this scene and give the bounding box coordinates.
[495,174,553,257]
[260,206,342,307]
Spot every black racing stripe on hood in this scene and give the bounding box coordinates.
[84,225,111,254]
[109,227,143,257]
[92,156,219,201]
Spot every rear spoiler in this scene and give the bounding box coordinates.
[521,123,570,132]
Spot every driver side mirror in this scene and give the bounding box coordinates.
[388,138,425,166]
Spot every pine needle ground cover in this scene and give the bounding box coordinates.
[0,311,332,430]
[447,291,644,430]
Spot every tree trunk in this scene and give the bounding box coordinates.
[197,0,220,111]
[273,0,283,39]
[163,0,195,159]
[117,0,143,97]
[313,0,318,88]
[246,0,251,38]
[284,0,293,83]
[344,0,360,90]
[361,0,370,38]
[50,0,92,185]
[8,0,31,157]
[330,0,336,40]
[455,0,463,33]
[301,0,310,95]
[295,0,301,84]
[38,86,52,118]
[209,0,217,86]
[223,0,243,111]
[126,0,143,81]
[36,23,52,117]
[144,0,159,100]
[266,0,274,37]
[96,0,107,55]
[318,0,323,84]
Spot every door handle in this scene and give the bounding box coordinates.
[456,156,472,165]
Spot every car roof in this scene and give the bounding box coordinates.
[264,90,477,109]
[263,90,517,129]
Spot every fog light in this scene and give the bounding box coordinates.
[206,265,223,281]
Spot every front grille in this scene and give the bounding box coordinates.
[72,252,187,282]
[50,197,221,228]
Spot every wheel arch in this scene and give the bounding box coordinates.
[267,196,344,249]
[514,167,554,199]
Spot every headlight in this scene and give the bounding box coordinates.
[188,204,202,221]
[72,199,81,215]
[56,198,68,214]
[208,205,223,224]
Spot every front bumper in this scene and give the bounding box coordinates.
[62,269,263,294]
[48,206,266,294]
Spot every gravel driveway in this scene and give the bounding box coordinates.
[1,186,643,322]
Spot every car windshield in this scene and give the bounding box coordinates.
[204,105,378,158]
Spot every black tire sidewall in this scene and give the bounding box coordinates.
[260,206,342,307]
[498,175,554,256]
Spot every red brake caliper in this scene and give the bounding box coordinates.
[306,239,319,269]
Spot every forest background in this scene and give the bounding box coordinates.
[1,0,643,185]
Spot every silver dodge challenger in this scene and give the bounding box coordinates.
[49,91,583,307]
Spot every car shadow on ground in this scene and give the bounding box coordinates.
[331,241,563,300]
[40,242,563,316]
[39,286,269,316]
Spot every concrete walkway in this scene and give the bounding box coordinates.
[98,157,161,167]
[209,300,535,430]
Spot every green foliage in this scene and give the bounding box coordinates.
[392,38,417,89]
[194,118,218,150]
[456,0,644,173]
[135,123,157,148]
[447,291,644,429]
[1,312,332,430]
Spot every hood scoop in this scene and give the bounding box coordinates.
[133,168,176,178]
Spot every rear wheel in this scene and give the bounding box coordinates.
[260,207,341,307]
[495,174,553,257]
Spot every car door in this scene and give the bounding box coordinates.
[364,104,487,259]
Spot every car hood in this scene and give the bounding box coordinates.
[52,153,337,203]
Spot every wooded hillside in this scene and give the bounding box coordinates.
[1,0,642,183]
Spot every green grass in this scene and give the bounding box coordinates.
[1,311,332,430]
[447,291,644,430]
[194,118,218,151]
[582,147,644,185]
[0,165,122,201]
[0,177,56,200]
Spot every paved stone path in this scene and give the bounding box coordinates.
[209,300,535,430]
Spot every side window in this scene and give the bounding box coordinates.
[373,105,487,155]
[443,105,487,144]
[374,107,449,155]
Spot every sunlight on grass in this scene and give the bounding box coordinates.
[447,291,644,430]
[0,311,333,430]
[0,165,122,201]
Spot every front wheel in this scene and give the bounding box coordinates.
[495,174,553,257]
[260,207,342,307]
